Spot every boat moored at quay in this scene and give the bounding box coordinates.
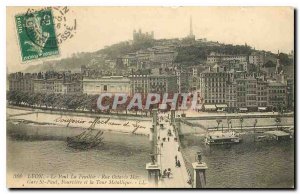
[205,131,241,145]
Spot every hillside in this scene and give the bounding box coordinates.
[23,40,155,73]
[22,38,291,73]
[23,52,95,73]
[174,44,253,65]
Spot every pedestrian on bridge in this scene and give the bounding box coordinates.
[167,168,172,178]
[163,169,167,177]
[176,160,181,167]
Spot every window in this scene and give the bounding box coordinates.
[104,85,107,91]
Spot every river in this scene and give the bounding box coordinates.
[7,123,150,184]
[7,118,294,188]
[181,134,294,188]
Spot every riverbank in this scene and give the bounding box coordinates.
[7,107,152,135]
[176,109,294,118]
[179,116,294,135]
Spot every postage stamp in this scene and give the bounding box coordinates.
[15,8,59,62]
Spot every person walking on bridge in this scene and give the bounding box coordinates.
[176,160,181,168]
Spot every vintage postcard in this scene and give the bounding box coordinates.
[6,6,295,188]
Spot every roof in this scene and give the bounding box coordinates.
[213,64,220,69]
[267,81,286,87]
[208,131,238,139]
[83,76,130,82]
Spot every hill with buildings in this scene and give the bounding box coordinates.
[174,43,254,66]
[22,25,293,75]
[23,52,95,73]
[8,20,294,115]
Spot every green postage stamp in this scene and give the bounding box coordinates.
[15,8,59,61]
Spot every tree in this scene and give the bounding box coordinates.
[277,103,284,114]
[227,118,232,131]
[253,119,258,133]
[34,93,44,107]
[13,91,23,105]
[26,92,36,107]
[239,117,244,132]
[278,53,292,66]
[77,94,88,111]
[263,60,276,68]
[44,93,56,109]
[53,93,64,110]
[19,91,29,106]
[67,94,82,110]
[275,117,281,130]
[216,119,222,131]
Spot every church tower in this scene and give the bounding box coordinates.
[190,16,193,36]
[188,16,195,40]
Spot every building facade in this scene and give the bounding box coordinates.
[249,52,265,67]
[207,52,248,64]
[199,64,288,112]
[128,74,149,97]
[149,74,178,94]
[287,78,294,110]
[8,72,35,92]
[226,82,237,110]
[33,76,82,94]
[256,79,268,108]
[267,81,287,110]
[82,76,131,95]
[199,66,230,105]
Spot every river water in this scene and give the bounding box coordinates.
[7,122,294,188]
[7,123,150,181]
[181,134,294,188]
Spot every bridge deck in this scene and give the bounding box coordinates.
[157,115,191,188]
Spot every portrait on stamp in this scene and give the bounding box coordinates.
[15,8,59,61]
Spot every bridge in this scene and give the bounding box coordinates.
[156,115,191,188]
[146,109,207,188]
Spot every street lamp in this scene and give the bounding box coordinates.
[196,151,202,164]
[150,153,156,165]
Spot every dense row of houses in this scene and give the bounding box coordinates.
[120,46,178,70]
[8,70,178,97]
[7,29,294,112]
[197,64,293,112]
[8,62,294,112]
[8,71,82,94]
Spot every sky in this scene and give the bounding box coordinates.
[6,6,294,73]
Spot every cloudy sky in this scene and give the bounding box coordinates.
[7,6,294,72]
